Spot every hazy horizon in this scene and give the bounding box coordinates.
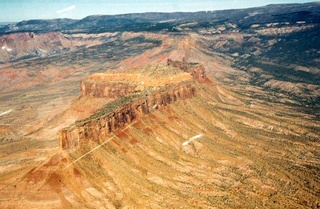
[1,0,317,22]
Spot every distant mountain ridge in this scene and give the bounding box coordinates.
[0,2,319,34]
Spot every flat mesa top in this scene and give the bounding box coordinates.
[86,64,193,87]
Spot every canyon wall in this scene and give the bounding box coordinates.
[59,81,195,149]
[167,59,206,82]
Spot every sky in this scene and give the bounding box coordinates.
[0,0,317,22]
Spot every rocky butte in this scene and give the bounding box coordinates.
[59,60,206,149]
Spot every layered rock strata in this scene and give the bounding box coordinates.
[81,62,205,98]
[59,62,204,150]
[167,59,206,82]
[59,81,195,149]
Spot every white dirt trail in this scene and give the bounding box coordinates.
[182,134,203,146]
[0,109,13,117]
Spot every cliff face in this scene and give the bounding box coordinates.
[59,81,195,149]
[81,61,206,99]
[59,62,202,149]
[167,59,206,82]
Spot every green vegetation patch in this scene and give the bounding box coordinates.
[127,64,184,77]
[75,93,144,125]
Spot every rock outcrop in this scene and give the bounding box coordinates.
[59,81,195,149]
[59,62,205,149]
[167,59,206,82]
[80,64,195,98]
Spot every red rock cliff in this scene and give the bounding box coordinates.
[167,59,206,82]
[59,81,195,149]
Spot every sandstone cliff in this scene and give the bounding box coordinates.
[80,64,196,98]
[167,59,206,82]
[59,81,195,149]
[59,62,205,149]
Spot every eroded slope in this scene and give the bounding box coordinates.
[1,80,319,208]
